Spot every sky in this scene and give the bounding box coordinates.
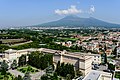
[0,0,120,27]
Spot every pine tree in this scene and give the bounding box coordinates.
[104,53,107,64]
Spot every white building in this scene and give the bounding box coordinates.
[83,70,112,80]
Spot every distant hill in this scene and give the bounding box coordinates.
[33,15,120,28]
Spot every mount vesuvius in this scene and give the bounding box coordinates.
[33,15,120,28]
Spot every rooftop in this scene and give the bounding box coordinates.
[83,70,112,80]
[5,49,17,53]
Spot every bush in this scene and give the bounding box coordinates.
[31,69,34,72]
[35,70,39,72]
[22,69,26,73]
[27,66,32,71]
[6,72,11,75]
[19,69,23,71]
[0,77,3,79]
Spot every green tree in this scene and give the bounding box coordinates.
[4,74,9,80]
[112,47,117,57]
[108,63,115,71]
[55,62,75,79]
[28,51,53,70]
[23,72,31,80]
[14,75,23,80]
[66,74,72,80]
[0,60,9,75]
[55,61,60,75]
[46,65,54,75]
[18,55,26,66]
[11,60,17,69]
[41,74,48,80]
[76,70,83,77]
[104,53,107,64]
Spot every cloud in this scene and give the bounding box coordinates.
[55,5,82,15]
[89,5,95,14]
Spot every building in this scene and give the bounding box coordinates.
[39,48,93,76]
[74,52,101,65]
[3,48,37,63]
[83,70,112,80]
[2,48,94,76]
[88,54,101,64]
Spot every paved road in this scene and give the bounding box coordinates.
[31,70,45,80]
[8,69,45,80]
[8,69,24,77]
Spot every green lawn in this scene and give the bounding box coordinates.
[17,66,39,74]
[0,72,14,80]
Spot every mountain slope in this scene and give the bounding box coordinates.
[35,15,120,28]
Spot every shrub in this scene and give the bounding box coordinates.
[31,70,34,73]
[35,70,39,72]
[19,69,23,71]
[22,69,26,73]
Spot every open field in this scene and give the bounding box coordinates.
[1,38,26,44]
[0,38,32,47]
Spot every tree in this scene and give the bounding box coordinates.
[0,60,9,75]
[66,74,71,80]
[28,51,53,70]
[11,60,17,69]
[17,75,23,80]
[55,61,60,75]
[52,72,58,80]
[108,63,115,71]
[4,74,9,80]
[18,55,26,66]
[46,65,54,75]
[76,70,83,77]
[104,53,107,64]
[112,47,117,57]
[55,62,75,79]
[41,74,48,80]
[14,75,23,80]
[23,72,31,80]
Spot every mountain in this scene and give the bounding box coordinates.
[34,15,120,28]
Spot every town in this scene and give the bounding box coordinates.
[0,29,120,80]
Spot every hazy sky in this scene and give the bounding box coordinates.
[0,0,120,27]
